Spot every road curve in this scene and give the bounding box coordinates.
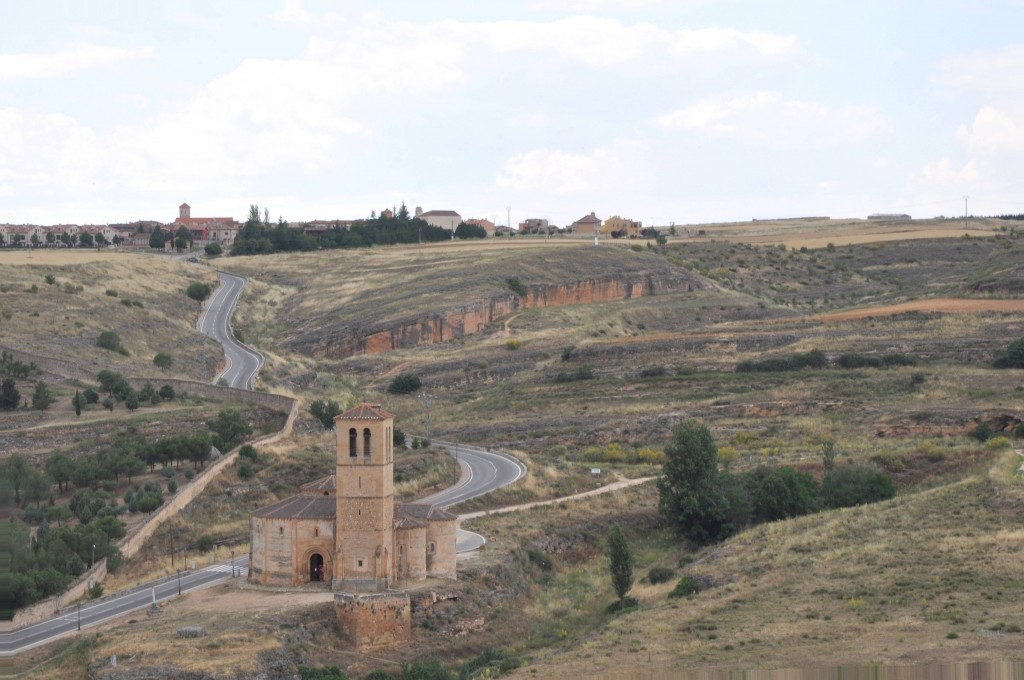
[1,267,527,655]
[198,270,264,389]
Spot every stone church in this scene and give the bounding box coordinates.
[248,404,457,591]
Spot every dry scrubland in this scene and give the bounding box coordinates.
[8,220,1024,676]
[0,251,221,381]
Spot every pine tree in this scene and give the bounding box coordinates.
[607,524,634,603]
[74,389,82,416]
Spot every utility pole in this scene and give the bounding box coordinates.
[964,195,970,232]
[507,206,511,233]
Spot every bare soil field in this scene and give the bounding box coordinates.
[816,297,1024,320]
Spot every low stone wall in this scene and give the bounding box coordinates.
[3,348,299,632]
[6,561,108,630]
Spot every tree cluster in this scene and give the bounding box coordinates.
[658,421,895,545]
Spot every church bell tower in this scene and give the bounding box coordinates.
[333,404,395,592]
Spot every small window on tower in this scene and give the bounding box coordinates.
[315,528,319,537]
[279,526,284,535]
[430,542,436,554]
[357,559,364,568]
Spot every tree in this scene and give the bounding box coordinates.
[79,231,94,248]
[31,381,55,411]
[309,399,342,430]
[454,222,487,239]
[149,226,166,249]
[387,373,422,394]
[207,408,252,451]
[23,470,52,508]
[5,453,30,502]
[95,232,108,246]
[174,225,193,253]
[993,337,1024,369]
[607,524,634,604]
[0,377,20,410]
[159,384,176,401]
[153,352,174,370]
[205,243,222,256]
[125,390,140,411]
[83,388,100,404]
[45,452,75,493]
[73,389,82,416]
[657,420,730,544]
[186,282,213,308]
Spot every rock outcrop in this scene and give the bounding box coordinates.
[303,273,706,359]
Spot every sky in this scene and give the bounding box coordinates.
[1,0,1023,228]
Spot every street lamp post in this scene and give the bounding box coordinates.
[91,544,95,569]
[230,550,235,578]
[77,603,82,631]
[176,569,181,596]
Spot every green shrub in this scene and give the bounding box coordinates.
[553,365,594,383]
[88,582,104,599]
[105,289,118,297]
[968,421,994,442]
[506,277,528,297]
[184,468,195,480]
[526,549,552,571]
[640,366,667,378]
[736,350,826,373]
[647,566,675,584]
[153,352,173,370]
[504,338,522,350]
[824,465,895,508]
[992,337,1024,368]
[167,479,178,493]
[238,461,255,480]
[387,373,422,394]
[668,575,700,598]
[238,444,258,462]
[561,345,574,361]
[204,243,223,257]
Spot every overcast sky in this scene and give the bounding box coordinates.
[2,0,1023,227]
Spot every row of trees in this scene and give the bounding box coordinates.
[230,203,483,256]
[658,421,894,544]
[0,231,123,248]
[149,225,194,252]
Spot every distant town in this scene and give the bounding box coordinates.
[0,202,659,250]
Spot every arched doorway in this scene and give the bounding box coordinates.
[310,553,324,582]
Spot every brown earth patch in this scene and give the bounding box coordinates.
[815,298,1024,321]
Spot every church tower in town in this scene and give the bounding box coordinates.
[333,404,395,592]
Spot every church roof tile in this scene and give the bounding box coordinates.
[335,403,394,421]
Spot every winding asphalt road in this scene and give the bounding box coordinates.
[1,266,527,656]
[198,270,263,389]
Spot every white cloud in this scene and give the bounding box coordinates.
[956,105,1024,155]
[656,91,891,147]
[0,43,154,81]
[269,0,314,26]
[497,147,612,194]
[939,45,1024,93]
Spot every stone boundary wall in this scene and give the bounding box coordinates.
[3,344,299,631]
[7,398,297,631]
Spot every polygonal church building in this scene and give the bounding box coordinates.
[249,404,457,590]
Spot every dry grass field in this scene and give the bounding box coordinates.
[7,219,1024,677]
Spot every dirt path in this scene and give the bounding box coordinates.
[459,474,656,522]
[813,298,1024,321]
[503,313,522,338]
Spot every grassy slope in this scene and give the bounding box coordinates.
[0,253,221,380]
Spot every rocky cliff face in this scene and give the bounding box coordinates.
[312,273,704,359]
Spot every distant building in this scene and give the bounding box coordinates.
[414,207,462,232]
[174,202,240,246]
[571,212,602,236]
[602,215,643,238]
[465,218,496,236]
[518,218,551,234]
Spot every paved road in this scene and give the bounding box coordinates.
[412,440,528,553]
[197,270,263,389]
[1,557,250,656]
[2,268,527,656]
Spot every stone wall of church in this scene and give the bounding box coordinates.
[425,519,457,580]
[395,526,427,580]
[249,516,334,586]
